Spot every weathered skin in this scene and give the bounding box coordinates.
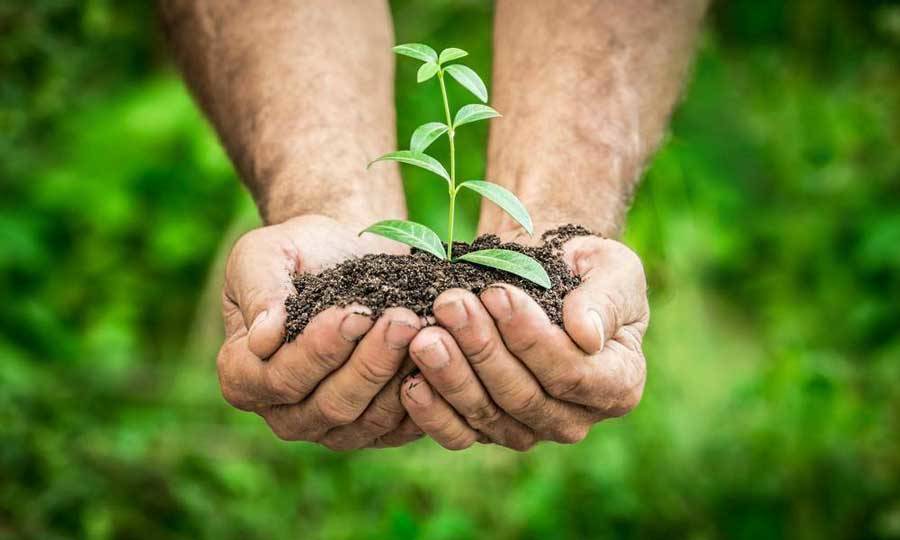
[160,0,707,450]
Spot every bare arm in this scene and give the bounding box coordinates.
[160,1,424,450]
[159,0,405,225]
[482,0,707,238]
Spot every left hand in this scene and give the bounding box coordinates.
[399,234,649,450]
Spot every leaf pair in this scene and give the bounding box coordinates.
[367,152,533,236]
[372,103,500,179]
[360,220,551,288]
[393,44,467,66]
[394,43,488,103]
[404,103,500,155]
[359,180,541,286]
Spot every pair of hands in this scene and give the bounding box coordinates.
[217,215,649,451]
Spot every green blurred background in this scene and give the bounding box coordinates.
[2,1,899,538]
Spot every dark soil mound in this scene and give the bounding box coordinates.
[284,224,595,342]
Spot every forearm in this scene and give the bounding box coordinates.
[483,0,707,238]
[160,0,405,225]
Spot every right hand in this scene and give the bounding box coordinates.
[217,214,425,450]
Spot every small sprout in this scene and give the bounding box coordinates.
[364,43,550,289]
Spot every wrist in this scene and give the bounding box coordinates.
[258,164,407,227]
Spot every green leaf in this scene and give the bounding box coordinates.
[453,104,501,128]
[360,220,446,260]
[439,47,468,64]
[457,249,551,288]
[393,43,438,63]
[368,150,450,184]
[417,62,439,83]
[458,181,533,235]
[410,122,448,153]
[444,64,488,102]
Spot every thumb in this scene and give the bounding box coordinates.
[246,299,288,359]
[224,229,294,359]
[561,236,647,355]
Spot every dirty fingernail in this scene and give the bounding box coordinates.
[405,376,433,406]
[415,339,449,370]
[482,286,514,321]
[434,298,467,329]
[386,319,417,349]
[588,308,606,351]
[340,312,372,341]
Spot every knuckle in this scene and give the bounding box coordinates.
[596,356,646,416]
[616,377,646,416]
[620,324,645,351]
[441,374,473,400]
[265,412,304,442]
[505,331,541,357]
[270,424,299,442]
[419,412,455,434]
[464,400,503,427]
[506,386,545,417]
[310,342,344,369]
[265,364,304,403]
[442,430,477,451]
[216,352,253,411]
[219,382,252,411]
[358,404,403,434]
[464,334,499,367]
[597,291,622,331]
[351,356,395,387]
[315,396,357,427]
[546,365,589,401]
[551,424,590,445]
[506,432,537,452]
[320,436,360,452]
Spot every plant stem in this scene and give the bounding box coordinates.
[437,69,456,260]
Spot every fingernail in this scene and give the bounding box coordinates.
[588,308,606,351]
[405,376,433,406]
[385,319,417,349]
[481,286,514,321]
[415,338,449,370]
[434,298,467,329]
[250,310,268,333]
[340,312,372,341]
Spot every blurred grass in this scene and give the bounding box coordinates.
[1,0,899,539]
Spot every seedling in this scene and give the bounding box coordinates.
[363,43,551,288]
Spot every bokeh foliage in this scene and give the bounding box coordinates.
[1,0,899,538]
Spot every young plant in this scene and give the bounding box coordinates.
[363,43,550,288]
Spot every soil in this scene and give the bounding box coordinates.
[284,224,596,342]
